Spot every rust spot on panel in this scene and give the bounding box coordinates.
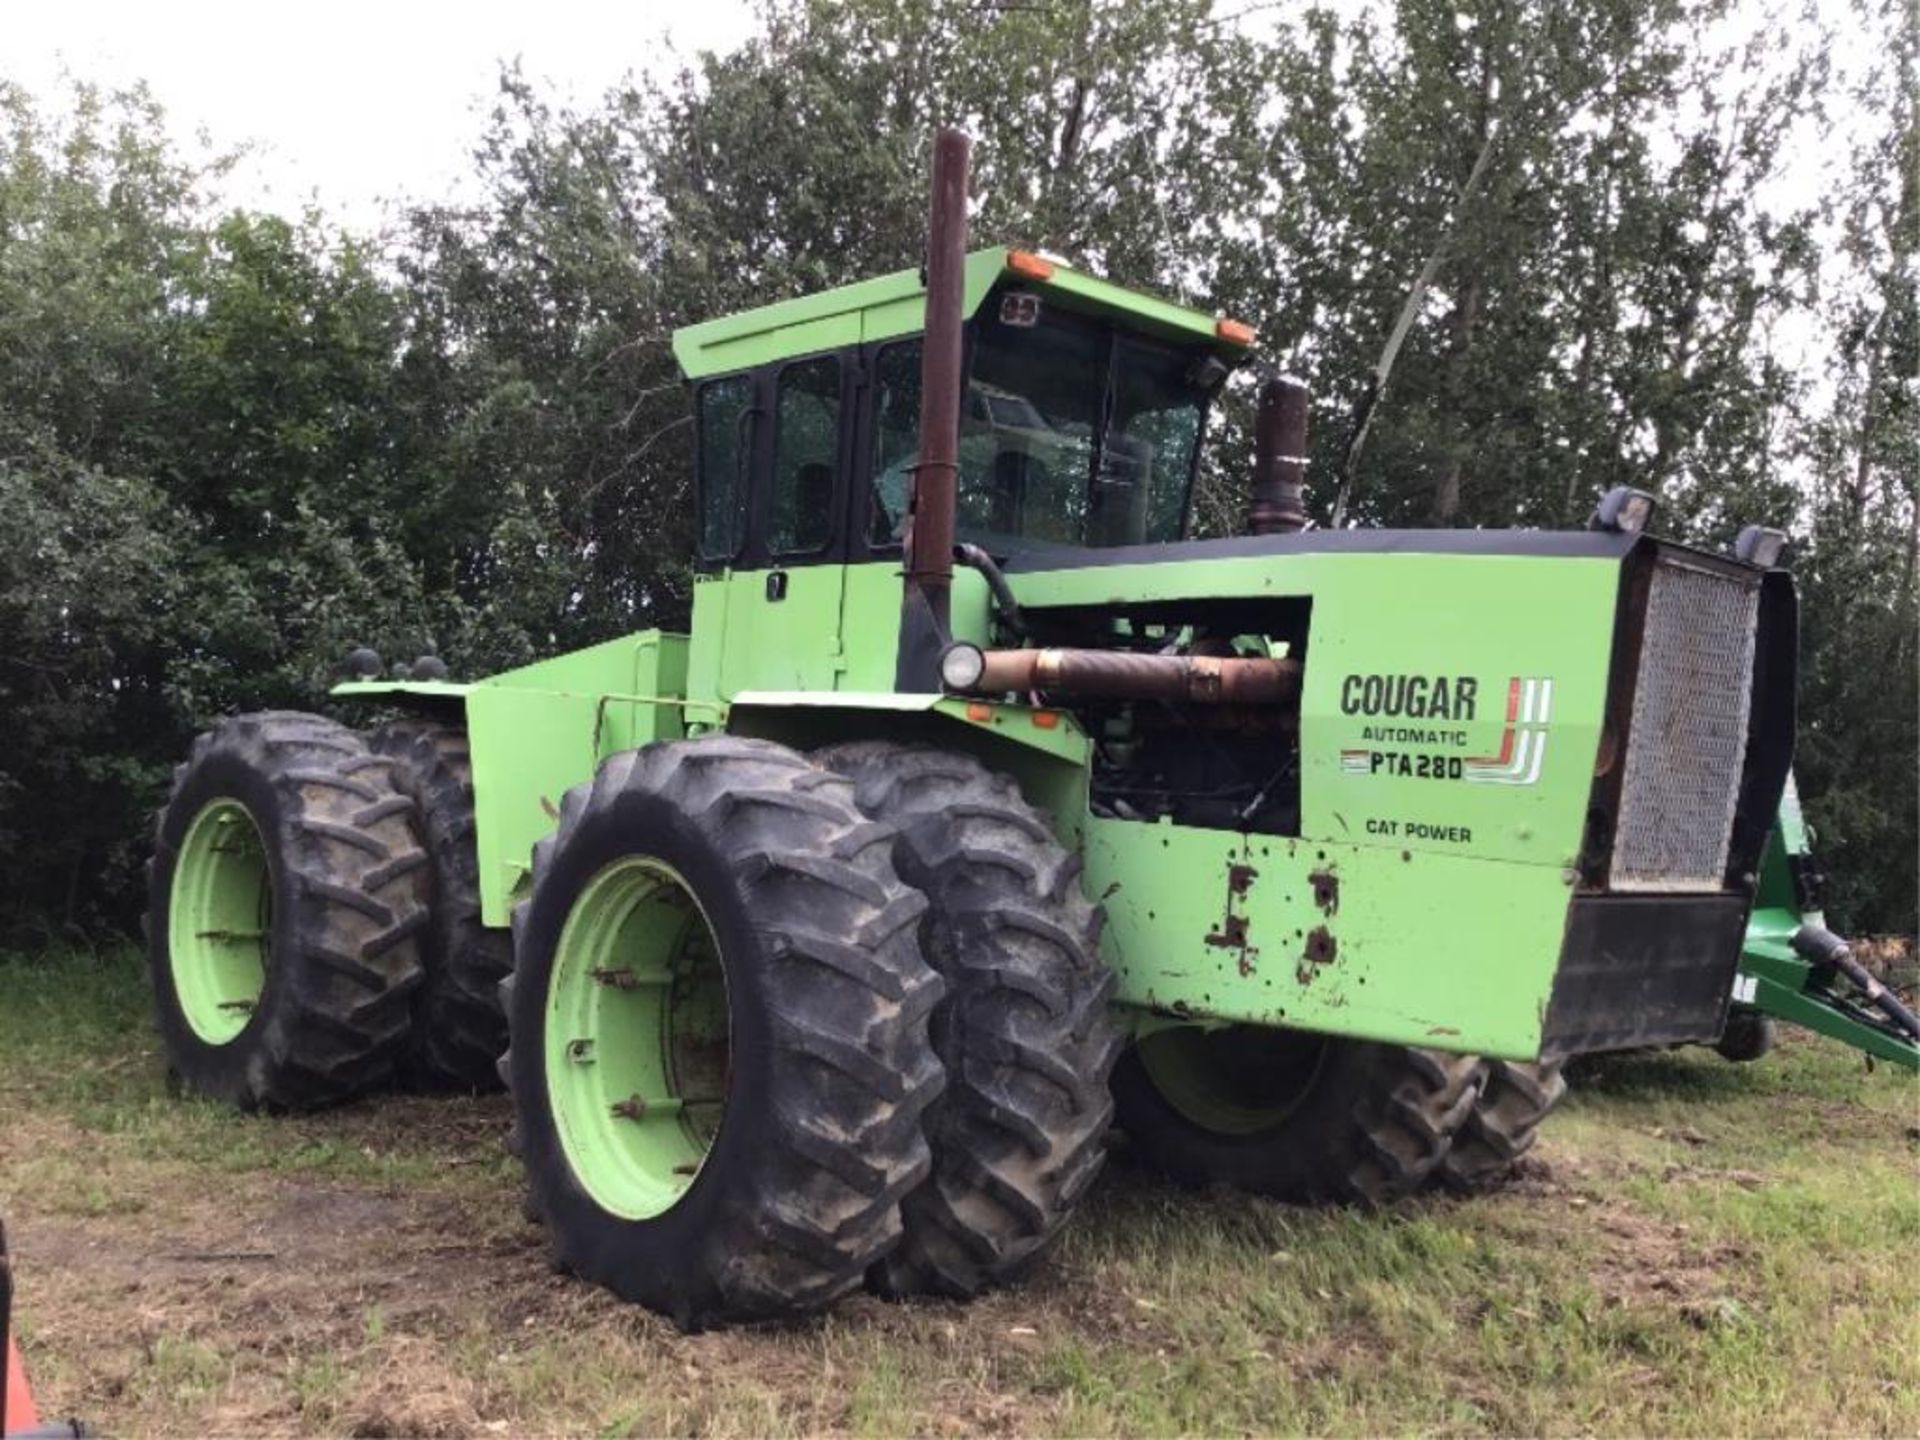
[1296,925,1337,984]
[540,795,560,820]
[1427,1025,1461,1037]
[1205,855,1260,975]
[1205,914,1249,949]
[1308,867,1339,915]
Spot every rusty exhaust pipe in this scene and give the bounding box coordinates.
[1248,374,1309,535]
[897,127,971,690]
[965,648,1301,707]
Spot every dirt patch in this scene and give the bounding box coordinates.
[1583,1204,1753,1312]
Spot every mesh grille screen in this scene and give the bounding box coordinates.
[1611,557,1760,892]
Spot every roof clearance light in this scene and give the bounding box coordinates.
[939,641,987,692]
[1215,318,1258,347]
[1006,249,1056,281]
[1733,525,1789,569]
[1590,485,1657,535]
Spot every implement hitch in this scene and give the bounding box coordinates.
[1736,926,1920,1072]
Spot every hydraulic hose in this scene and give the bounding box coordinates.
[1791,925,1920,1041]
[954,543,1027,638]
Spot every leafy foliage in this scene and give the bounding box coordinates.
[0,0,1911,938]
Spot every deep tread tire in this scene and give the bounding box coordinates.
[1113,1033,1483,1205]
[147,711,429,1109]
[368,720,512,1090]
[500,737,944,1328]
[817,742,1122,1300]
[1434,1058,1567,1193]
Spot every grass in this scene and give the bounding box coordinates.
[2,945,1916,1437]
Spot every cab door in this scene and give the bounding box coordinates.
[717,354,853,696]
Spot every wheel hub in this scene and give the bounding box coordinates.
[1135,1023,1330,1136]
[544,857,730,1220]
[167,799,272,1045]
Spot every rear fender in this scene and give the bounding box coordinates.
[726,690,1091,848]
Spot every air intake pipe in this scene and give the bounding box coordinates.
[945,645,1301,708]
[1248,374,1310,535]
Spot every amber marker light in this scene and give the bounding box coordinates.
[1006,249,1057,281]
[1215,317,1257,346]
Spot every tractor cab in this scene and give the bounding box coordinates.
[669,247,1252,697]
[672,249,1246,566]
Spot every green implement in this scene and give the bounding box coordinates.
[1729,778,1919,1070]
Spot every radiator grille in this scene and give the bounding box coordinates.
[1610,556,1761,892]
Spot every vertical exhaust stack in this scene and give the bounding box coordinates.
[897,127,971,691]
[1248,374,1310,535]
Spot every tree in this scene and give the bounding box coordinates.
[0,82,428,936]
[1787,0,1917,933]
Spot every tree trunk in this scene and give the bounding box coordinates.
[1851,323,1882,524]
[1432,273,1484,525]
[1432,37,1495,528]
[1043,2,1096,251]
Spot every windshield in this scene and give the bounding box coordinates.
[869,295,1211,552]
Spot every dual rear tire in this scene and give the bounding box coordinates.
[500,738,947,1327]
[1112,1024,1566,1203]
[501,738,1119,1325]
[147,713,430,1109]
[150,711,513,1107]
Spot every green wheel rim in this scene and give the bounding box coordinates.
[545,857,731,1221]
[168,798,273,1045]
[1137,1024,1330,1136]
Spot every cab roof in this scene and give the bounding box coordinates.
[670,246,1253,380]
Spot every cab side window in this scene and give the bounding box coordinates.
[770,358,840,554]
[868,341,921,547]
[697,374,755,562]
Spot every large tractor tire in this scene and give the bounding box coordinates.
[500,737,944,1328]
[1433,1058,1567,1193]
[1111,1026,1481,1205]
[368,720,512,1090]
[817,742,1122,1300]
[147,712,429,1109]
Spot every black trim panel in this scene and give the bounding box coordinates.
[1003,528,1645,573]
[1723,570,1797,885]
[1541,894,1751,1058]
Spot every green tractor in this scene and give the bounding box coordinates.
[143,132,1912,1328]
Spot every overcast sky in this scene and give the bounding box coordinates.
[10,1,1868,231]
[7,1,762,229]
